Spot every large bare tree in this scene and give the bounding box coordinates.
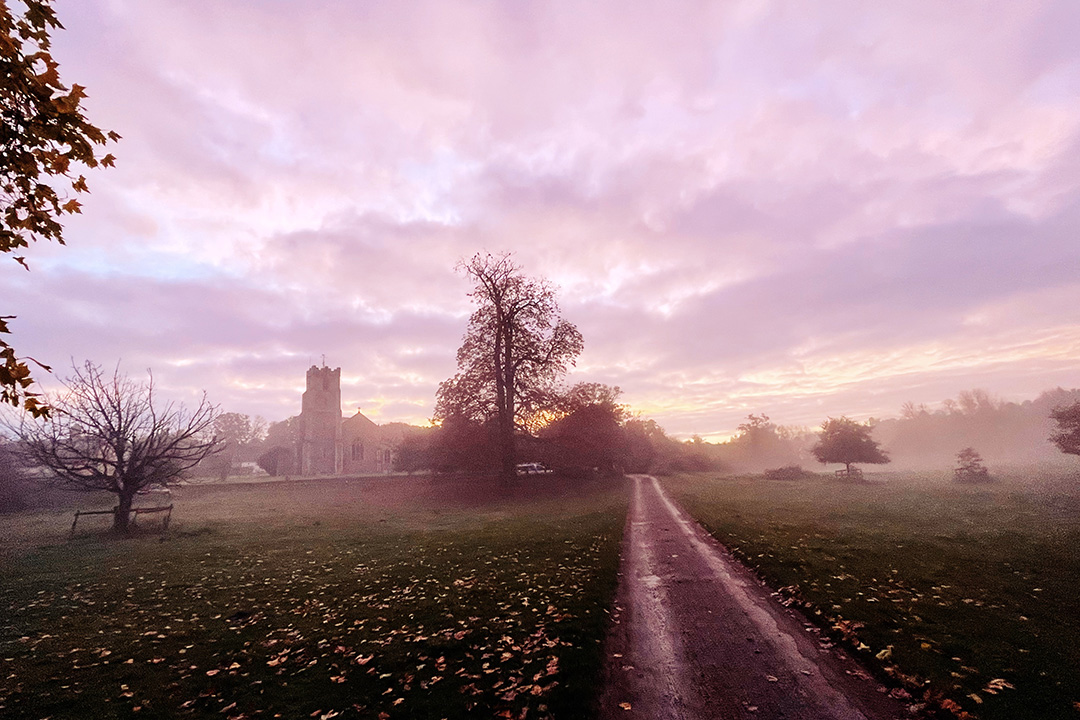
[435,253,583,479]
[11,361,221,532]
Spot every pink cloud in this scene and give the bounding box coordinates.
[6,0,1074,436]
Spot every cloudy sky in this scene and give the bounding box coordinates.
[5,0,1080,440]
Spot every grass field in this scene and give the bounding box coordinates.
[668,465,1080,720]
[0,475,627,720]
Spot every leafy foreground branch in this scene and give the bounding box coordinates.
[1,0,120,415]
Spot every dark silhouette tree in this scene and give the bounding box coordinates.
[1050,401,1080,456]
[541,384,627,477]
[435,253,583,480]
[427,414,496,474]
[10,361,221,533]
[1,1,119,416]
[622,418,664,473]
[811,416,890,474]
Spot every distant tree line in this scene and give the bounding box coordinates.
[249,384,1080,481]
[873,387,1080,468]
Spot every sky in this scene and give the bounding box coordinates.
[4,0,1080,441]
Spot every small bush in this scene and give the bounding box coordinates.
[954,447,992,483]
[764,465,813,481]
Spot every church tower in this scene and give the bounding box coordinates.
[299,365,343,475]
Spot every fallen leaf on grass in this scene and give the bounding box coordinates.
[983,678,1015,694]
[618,702,631,710]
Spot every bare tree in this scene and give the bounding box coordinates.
[10,361,221,532]
[435,253,583,480]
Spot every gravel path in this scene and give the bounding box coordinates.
[596,475,909,720]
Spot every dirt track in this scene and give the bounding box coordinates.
[597,475,909,720]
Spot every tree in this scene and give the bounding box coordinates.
[726,413,801,472]
[1,1,119,416]
[954,447,990,483]
[214,412,266,450]
[434,253,584,480]
[811,416,890,474]
[10,361,221,532]
[540,384,627,477]
[257,417,300,476]
[206,412,266,479]
[427,414,496,474]
[1050,401,1080,456]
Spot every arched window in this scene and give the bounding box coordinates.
[352,441,364,461]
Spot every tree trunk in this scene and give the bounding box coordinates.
[114,490,135,534]
[498,326,517,482]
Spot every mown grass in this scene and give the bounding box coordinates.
[668,467,1080,720]
[0,475,627,719]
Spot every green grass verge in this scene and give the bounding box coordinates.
[0,476,627,719]
[667,468,1080,720]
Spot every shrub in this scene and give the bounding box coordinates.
[763,465,813,481]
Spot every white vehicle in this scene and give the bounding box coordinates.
[515,462,553,476]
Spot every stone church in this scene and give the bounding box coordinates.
[298,364,400,475]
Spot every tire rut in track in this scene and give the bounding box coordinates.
[596,475,910,720]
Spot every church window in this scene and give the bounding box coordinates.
[352,441,364,461]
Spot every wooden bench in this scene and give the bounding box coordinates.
[834,467,864,481]
[71,504,174,536]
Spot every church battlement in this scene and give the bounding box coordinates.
[302,365,341,414]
